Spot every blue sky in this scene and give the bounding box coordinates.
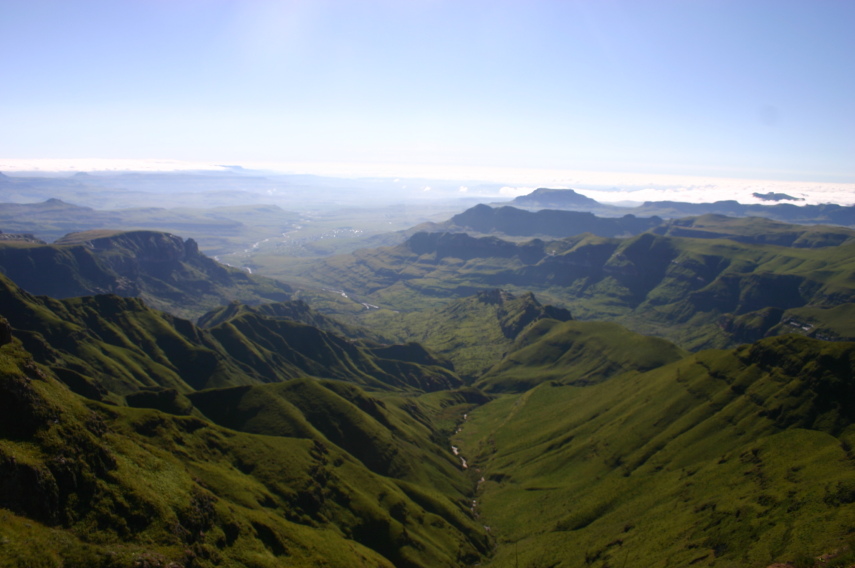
[2,0,853,182]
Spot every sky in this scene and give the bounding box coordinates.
[1,0,854,190]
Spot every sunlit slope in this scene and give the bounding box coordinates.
[204,309,461,392]
[362,289,572,379]
[0,273,462,397]
[189,378,473,494]
[476,318,688,392]
[0,336,489,567]
[302,225,855,349]
[652,213,855,247]
[455,335,855,567]
[0,229,293,320]
[198,299,384,341]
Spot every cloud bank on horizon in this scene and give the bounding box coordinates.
[1,158,852,207]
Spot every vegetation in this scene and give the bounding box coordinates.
[0,230,293,320]
[280,222,855,350]
[454,334,855,567]
[361,289,572,379]
[2,210,855,567]
[0,335,488,567]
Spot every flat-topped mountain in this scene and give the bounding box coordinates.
[445,204,662,238]
[505,188,855,225]
[507,187,601,209]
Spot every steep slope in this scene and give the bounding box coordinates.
[455,335,855,567]
[476,318,688,392]
[198,299,384,342]
[363,289,572,379]
[302,226,855,350]
[188,378,472,492]
[0,229,293,320]
[0,332,489,567]
[205,310,461,392]
[0,273,462,396]
[444,204,663,239]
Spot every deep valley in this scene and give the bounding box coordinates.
[2,182,855,568]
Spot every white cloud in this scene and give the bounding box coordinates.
[499,186,535,197]
[2,159,852,206]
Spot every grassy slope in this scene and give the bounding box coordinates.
[0,333,490,567]
[455,335,855,567]
[362,289,572,380]
[476,318,688,392]
[292,227,855,350]
[0,273,462,396]
[0,230,294,321]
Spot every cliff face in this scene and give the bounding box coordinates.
[0,230,292,320]
[448,204,662,238]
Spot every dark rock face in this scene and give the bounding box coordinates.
[0,452,61,524]
[406,231,542,261]
[0,229,292,319]
[448,204,662,239]
[0,317,11,346]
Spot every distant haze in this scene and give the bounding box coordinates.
[1,158,853,207]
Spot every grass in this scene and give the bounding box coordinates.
[454,335,855,567]
[476,318,688,392]
[265,227,855,351]
[0,337,489,567]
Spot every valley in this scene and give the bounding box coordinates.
[1,181,855,567]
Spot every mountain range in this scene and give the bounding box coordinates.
[290,216,855,351]
[506,187,855,225]
[2,194,855,567]
[0,229,292,320]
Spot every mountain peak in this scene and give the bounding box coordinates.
[510,187,600,208]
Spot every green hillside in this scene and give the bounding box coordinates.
[293,224,855,350]
[476,318,688,392]
[0,270,489,566]
[3,213,855,567]
[0,229,293,320]
[361,289,572,379]
[455,334,855,567]
[0,334,489,567]
[0,273,461,397]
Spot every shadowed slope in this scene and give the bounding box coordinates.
[0,229,292,319]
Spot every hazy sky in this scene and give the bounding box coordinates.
[2,0,853,182]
